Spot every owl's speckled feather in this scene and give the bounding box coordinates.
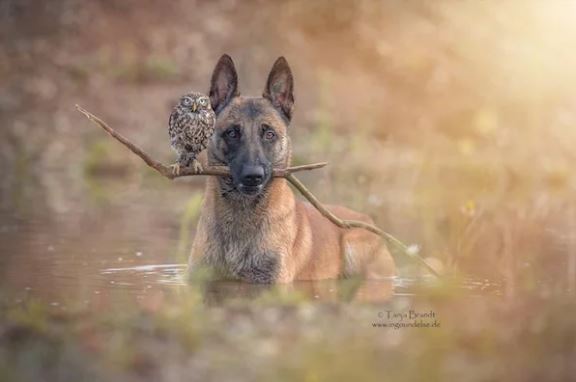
[168,92,215,174]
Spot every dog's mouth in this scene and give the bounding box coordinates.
[237,183,265,196]
[219,177,267,198]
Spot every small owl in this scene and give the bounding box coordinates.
[168,92,215,175]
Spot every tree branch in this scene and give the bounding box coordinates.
[75,105,326,179]
[75,104,440,277]
[285,174,441,277]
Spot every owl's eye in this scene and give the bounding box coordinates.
[182,97,192,106]
[199,97,209,106]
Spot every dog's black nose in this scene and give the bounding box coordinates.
[240,165,265,186]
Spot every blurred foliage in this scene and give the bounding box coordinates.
[109,55,181,84]
[0,292,575,381]
[175,192,203,261]
[83,138,131,177]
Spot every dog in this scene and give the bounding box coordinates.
[188,54,396,287]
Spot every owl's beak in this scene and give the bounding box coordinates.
[191,103,197,112]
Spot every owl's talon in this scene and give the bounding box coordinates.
[192,160,203,174]
[170,163,181,176]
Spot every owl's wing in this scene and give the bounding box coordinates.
[202,109,216,129]
[169,110,189,135]
[169,109,194,154]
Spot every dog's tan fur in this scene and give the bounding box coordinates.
[189,55,395,285]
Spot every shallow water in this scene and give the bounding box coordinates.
[0,170,503,312]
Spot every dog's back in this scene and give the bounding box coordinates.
[189,55,396,286]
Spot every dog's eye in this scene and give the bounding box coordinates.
[263,129,276,141]
[225,127,240,139]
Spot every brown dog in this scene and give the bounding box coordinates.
[189,55,395,284]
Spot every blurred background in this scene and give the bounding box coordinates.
[1,0,576,380]
[3,0,576,290]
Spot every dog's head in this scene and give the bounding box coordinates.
[207,55,294,198]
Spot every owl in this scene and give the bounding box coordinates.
[168,92,216,175]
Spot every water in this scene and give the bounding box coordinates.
[0,170,504,312]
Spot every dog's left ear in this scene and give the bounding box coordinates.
[263,57,294,122]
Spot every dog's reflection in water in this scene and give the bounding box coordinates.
[197,278,395,305]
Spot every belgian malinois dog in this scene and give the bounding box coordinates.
[189,55,396,285]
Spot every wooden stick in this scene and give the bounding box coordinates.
[76,104,440,277]
[75,105,327,179]
[286,174,441,277]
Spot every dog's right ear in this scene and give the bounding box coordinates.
[209,54,239,114]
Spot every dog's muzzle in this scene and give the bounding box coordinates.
[237,165,268,195]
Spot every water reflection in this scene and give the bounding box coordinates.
[102,264,188,286]
[98,263,502,306]
[101,263,397,304]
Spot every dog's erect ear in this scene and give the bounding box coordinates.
[209,54,239,114]
[263,57,294,122]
